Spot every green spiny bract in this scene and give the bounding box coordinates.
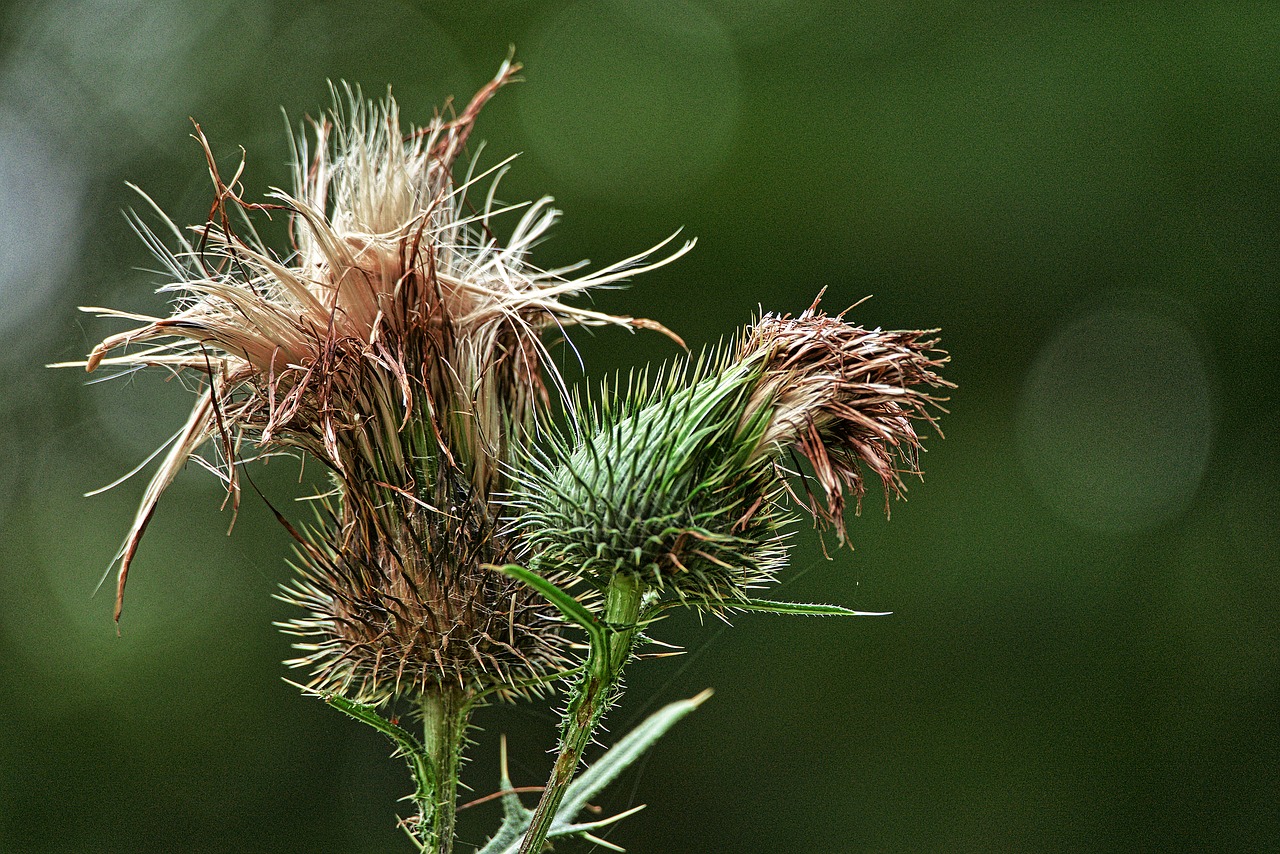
[509,351,794,605]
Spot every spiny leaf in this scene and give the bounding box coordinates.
[475,693,710,854]
[475,738,534,854]
[661,599,891,617]
[553,802,646,841]
[324,695,428,759]
[288,681,435,809]
[555,689,712,825]
[475,821,526,854]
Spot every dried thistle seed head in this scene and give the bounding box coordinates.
[741,300,953,536]
[72,61,690,625]
[508,299,950,605]
[508,356,792,603]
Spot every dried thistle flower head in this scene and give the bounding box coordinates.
[68,61,692,702]
[508,298,950,605]
[742,298,952,536]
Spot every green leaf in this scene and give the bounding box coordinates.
[325,695,419,750]
[475,820,526,854]
[728,599,891,617]
[490,563,605,645]
[475,737,534,854]
[287,681,435,820]
[475,692,711,854]
[554,689,712,826]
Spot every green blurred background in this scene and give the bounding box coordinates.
[2,1,1276,851]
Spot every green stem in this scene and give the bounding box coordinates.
[420,687,471,854]
[518,572,644,854]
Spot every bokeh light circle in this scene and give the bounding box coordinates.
[1017,303,1215,532]
[0,117,85,337]
[518,0,741,201]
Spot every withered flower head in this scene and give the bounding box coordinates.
[741,298,953,536]
[508,298,950,605]
[70,61,691,702]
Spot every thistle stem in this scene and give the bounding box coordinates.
[518,572,644,854]
[420,688,471,854]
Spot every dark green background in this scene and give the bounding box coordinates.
[1,1,1276,851]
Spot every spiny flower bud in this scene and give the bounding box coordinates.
[510,357,791,603]
[69,62,691,702]
[508,300,950,605]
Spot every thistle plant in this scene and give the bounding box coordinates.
[61,60,950,852]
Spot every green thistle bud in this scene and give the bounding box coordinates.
[509,301,951,605]
[510,356,789,602]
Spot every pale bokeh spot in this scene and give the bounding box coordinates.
[702,0,910,50]
[1017,303,1215,532]
[0,116,85,340]
[2,0,269,153]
